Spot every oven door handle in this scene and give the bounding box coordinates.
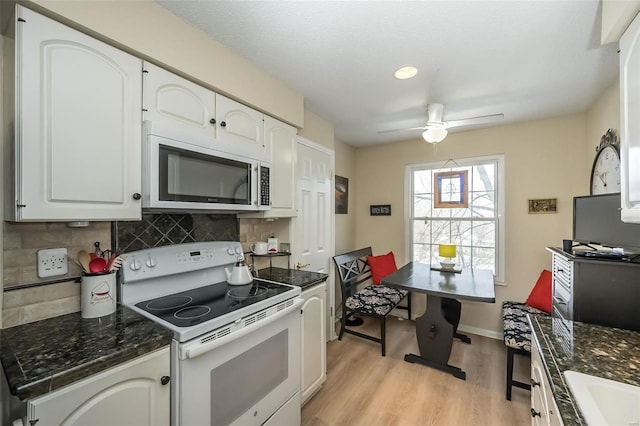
[181,297,303,360]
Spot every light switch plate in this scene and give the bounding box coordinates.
[37,248,68,278]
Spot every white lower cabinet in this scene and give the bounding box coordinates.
[20,347,170,426]
[300,282,327,405]
[531,336,563,426]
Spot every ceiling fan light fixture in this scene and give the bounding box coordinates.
[394,66,418,80]
[422,127,448,143]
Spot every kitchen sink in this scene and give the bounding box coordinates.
[564,370,640,425]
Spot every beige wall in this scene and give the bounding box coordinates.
[299,109,334,149]
[355,114,588,336]
[26,0,304,127]
[585,80,621,181]
[334,138,356,255]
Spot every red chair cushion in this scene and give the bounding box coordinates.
[367,252,398,285]
[525,269,552,314]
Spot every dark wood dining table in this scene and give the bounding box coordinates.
[381,261,495,380]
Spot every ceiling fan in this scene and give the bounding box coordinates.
[381,103,504,143]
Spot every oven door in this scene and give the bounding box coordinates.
[174,298,303,426]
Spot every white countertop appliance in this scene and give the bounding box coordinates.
[120,241,302,426]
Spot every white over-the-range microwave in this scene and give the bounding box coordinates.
[142,133,270,213]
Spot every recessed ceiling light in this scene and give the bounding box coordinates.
[394,66,418,80]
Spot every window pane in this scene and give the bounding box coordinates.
[413,220,431,244]
[472,164,495,192]
[414,193,432,217]
[471,221,495,247]
[413,170,432,193]
[472,246,495,272]
[448,220,471,246]
[470,191,495,218]
[457,245,472,268]
[413,243,431,263]
[430,220,451,244]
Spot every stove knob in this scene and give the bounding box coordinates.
[227,247,236,256]
[129,258,142,271]
[234,247,243,255]
[145,256,157,268]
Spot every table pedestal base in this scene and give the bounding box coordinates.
[405,295,468,380]
[404,353,466,380]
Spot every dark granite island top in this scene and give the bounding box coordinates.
[256,267,328,290]
[529,315,640,425]
[0,305,173,401]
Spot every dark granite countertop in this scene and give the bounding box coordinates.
[0,305,173,401]
[256,267,328,290]
[529,315,640,425]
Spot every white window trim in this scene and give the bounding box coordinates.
[404,154,506,284]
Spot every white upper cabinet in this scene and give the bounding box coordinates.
[142,61,217,146]
[620,12,640,223]
[142,62,268,162]
[216,94,268,162]
[6,6,142,221]
[241,116,297,218]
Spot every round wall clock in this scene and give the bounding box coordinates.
[590,129,621,195]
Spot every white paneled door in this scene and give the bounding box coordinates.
[291,138,336,340]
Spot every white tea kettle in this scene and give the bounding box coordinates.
[225,259,253,285]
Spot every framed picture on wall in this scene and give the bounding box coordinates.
[335,175,349,214]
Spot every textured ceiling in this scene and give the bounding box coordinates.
[156,0,619,147]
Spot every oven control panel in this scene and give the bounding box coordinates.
[121,241,244,282]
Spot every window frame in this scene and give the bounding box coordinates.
[405,154,506,283]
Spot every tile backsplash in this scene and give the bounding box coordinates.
[2,213,288,327]
[114,213,239,252]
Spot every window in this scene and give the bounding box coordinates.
[406,155,505,282]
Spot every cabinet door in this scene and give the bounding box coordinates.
[301,282,327,405]
[216,94,268,161]
[620,13,640,223]
[142,61,217,146]
[15,6,142,221]
[28,347,170,426]
[531,339,550,426]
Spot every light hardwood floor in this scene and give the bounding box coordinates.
[302,316,531,426]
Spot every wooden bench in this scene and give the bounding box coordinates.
[502,301,549,400]
[333,247,411,356]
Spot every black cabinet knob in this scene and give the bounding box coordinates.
[531,408,541,418]
[531,379,540,387]
[220,121,227,127]
[161,375,171,385]
[132,193,142,200]
[209,118,216,125]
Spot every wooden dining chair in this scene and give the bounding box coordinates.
[332,247,411,356]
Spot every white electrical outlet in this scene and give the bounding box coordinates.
[37,248,68,278]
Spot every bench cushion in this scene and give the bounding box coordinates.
[346,285,409,316]
[503,301,548,352]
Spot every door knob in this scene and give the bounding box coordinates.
[295,262,310,270]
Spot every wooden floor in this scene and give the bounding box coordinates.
[302,316,531,426]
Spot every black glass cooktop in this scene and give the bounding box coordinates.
[135,280,292,328]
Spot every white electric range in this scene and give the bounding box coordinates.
[120,241,302,426]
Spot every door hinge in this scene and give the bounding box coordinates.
[330,306,334,317]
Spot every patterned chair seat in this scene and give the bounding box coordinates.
[502,300,549,400]
[346,285,409,316]
[502,300,548,352]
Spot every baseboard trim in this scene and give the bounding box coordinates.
[457,324,502,340]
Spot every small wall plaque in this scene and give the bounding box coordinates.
[370,204,391,216]
[528,198,557,214]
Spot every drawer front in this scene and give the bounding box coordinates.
[552,254,572,291]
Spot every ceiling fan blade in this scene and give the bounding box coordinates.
[378,126,427,134]
[445,113,504,129]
